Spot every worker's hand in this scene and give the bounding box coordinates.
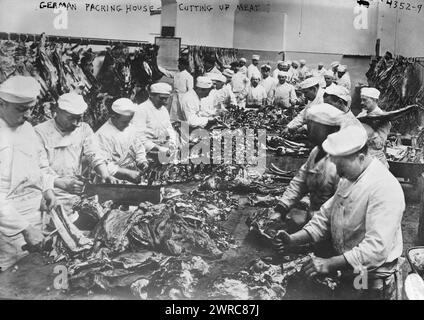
[101,175,117,184]
[157,146,171,157]
[56,177,85,194]
[137,161,150,173]
[42,189,57,211]
[303,257,331,278]
[273,230,292,253]
[22,226,44,249]
[274,203,288,220]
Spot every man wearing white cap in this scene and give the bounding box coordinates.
[275,103,343,227]
[275,125,404,300]
[35,92,113,215]
[231,65,250,108]
[178,77,218,128]
[312,62,327,77]
[247,55,261,80]
[259,64,277,98]
[290,61,300,83]
[133,83,178,157]
[238,58,248,76]
[272,61,285,79]
[243,75,267,108]
[96,98,149,183]
[357,87,391,167]
[323,85,361,128]
[169,58,194,123]
[336,65,351,91]
[206,73,236,114]
[268,71,297,109]
[286,76,324,132]
[298,59,309,82]
[323,70,335,89]
[330,61,340,80]
[0,76,56,270]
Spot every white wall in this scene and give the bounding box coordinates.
[0,0,161,42]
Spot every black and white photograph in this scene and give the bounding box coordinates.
[0,0,424,306]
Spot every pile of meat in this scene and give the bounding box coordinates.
[48,190,238,297]
[199,165,288,195]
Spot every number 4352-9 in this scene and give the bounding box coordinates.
[386,0,423,13]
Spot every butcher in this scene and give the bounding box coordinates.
[0,76,56,270]
[268,71,297,109]
[35,92,113,215]
[336,65,351,91]
[275,103,344,228]
[357,87,391,167]
[286,77,324,132]
[133,83,178,159]
[247,55,261,80]
[259,64,277,98]
[323,85,361,128]
[169,58,194,123]
[244,75,267,109]
[96,98,149,183]
[275,125,404,300]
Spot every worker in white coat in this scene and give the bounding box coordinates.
[272,61,285,79]
[336,65,351,91]
[260,64,277,98]
[169,58,194,123]
[298,59,309,82]
[268,71,297,109]
[0,76,56,270]
[133,83,178,159]
[357,87,391,168]
[324,70,336,89]
[179,77,218,128]
[286,77,324,132]
[96,98,149,183]
[323,85,361,128]
[244,75,267,108]
[247,55,261,80]
[207,73,236,113]
[231,64,250,108]
[238,58,248,76]
[330,61,340,80]
[275,125,404,300]
[275,104,344,228]
[312,62,327,77]
[35,92,114,215]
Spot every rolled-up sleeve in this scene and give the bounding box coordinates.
[287,108,306,130]
[303,196,333,242]
[277,162,309,211]
[343,182,404,270]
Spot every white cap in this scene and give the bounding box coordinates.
[361,87,380,100]
[298,77,320,89]
[292,60,299,66]
[318,62,324,67]
[196,76,213,89]
[330,61,340,68]
[239,58,247,63]
[277,60,284,66]
[306,103,344,126]
[286,60,292,65]
[324,70,334,78]
[206,73,226,83]
[57,92,88,115]
[337,65,347,72]
[325,85,351,102]
[252,55,260,60]
[0,76,41,105]
[300,59,306,65]
[150,82,172,94]
[222,69,234,78]
[278,71,289,77]
[323,125,368,157]
[111,98,136,116]
[261,64,271,70]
